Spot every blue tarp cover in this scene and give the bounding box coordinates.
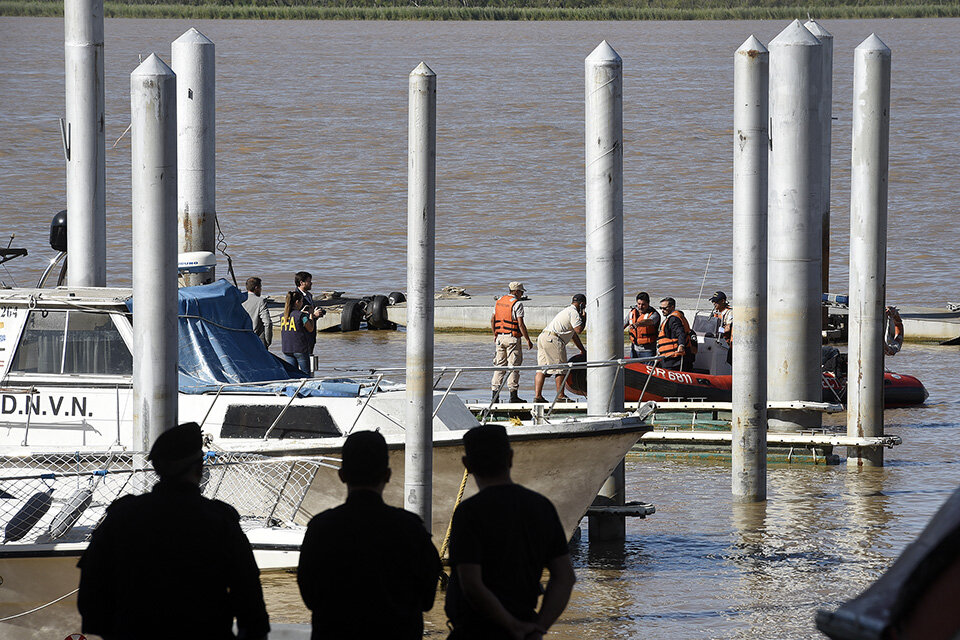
[127,279,360,398]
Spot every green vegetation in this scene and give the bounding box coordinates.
[3,0,960,19]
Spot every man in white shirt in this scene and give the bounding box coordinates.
[534,294,587,403]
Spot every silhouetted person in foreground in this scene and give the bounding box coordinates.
[298,430,441,640]
[445,424,576,640]
[77,422,269,640]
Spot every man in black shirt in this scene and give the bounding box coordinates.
[77,422,270,640]
[298,430,441,640]
[445,424,576,640]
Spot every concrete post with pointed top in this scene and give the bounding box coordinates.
[405,62,436,527]
[732,36,768,502]
[64,0,106,286]
[172,28,216,286]
[847,35,891,468]
[585,40,626,542]
[767,20,824,433]
[131,55,178,453]
[805,20,834,310]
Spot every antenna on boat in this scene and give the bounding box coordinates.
[694,253,712,312]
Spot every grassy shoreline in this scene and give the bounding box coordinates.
[3,0,960,19]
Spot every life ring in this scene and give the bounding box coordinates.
[884,306,904,356]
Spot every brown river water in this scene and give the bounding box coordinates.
[3,15,960,639]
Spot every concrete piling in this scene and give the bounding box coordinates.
[767,20,824,433]
[847,35,891,468]
[732,36,768,502]
[584,41,625,542]
[805,20,834,303]
[130,55,179,451]
[172,28,217,286]
[64,0,106,287]
[404,62,437,526]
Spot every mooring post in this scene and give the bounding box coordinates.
[847,35,891,468]
[732,36,768,502]
[584,41,626,543]
[131,54,179,453]
[405,62,436,527]
[172,28,217,286]
[767,20,824,433]
[64,0,106,287]
[805,20,834,310]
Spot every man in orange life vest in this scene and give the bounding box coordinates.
[623,291,660,359]
[490,282,534,403]
[657,297,696,372]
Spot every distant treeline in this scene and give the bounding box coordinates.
[3,0,960,19]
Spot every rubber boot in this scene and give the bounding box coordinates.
[509,390,526,404]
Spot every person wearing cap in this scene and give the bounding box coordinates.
[445,424,576,640]
[298,430,441,640]
[623,291,660,359]
[490,281,533,404]
[533,294,587,403]
[710,291,733,364]
[77,422,270,640]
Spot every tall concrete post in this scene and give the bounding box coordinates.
[732,36,768,502]
[172,28,216,286]
[131,55,178,452]
[767,20,824,433]
[405,62,436,526]
[805,20,834,313]
[64,0,106,286]
[847,35,891,468]
[585,41,625,542]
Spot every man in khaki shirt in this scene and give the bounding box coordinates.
[534,294,586,403]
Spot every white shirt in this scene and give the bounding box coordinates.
[544,305,583,344]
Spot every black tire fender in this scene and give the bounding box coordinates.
[340,300,363,332]
[388,291,406,305]
[366,295,391,329]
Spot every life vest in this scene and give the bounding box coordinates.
[712,307,732,344]
[628,307,658,346]
[657,310,696,358]
[493,295,521,337]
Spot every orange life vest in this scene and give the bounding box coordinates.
[657,310,695,358]
[494,295,521,337]
[628,307,658,346]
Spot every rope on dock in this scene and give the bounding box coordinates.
[437,467,470,590]
[0,588,79,621]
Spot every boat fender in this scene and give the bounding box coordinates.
[884,306,904,356]
[47,487,94,540]
[388,291,406,305]
[4,490,54,542]
[366,295,391,330]
[340,300,363,332]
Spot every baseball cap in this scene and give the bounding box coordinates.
[509,281,525,292]
[709,291,727,302]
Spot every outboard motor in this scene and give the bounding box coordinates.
[49,209,68,252]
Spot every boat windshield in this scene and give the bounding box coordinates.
[9,309,132,376]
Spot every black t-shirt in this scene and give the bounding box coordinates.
[444,484,568,632]
[297,490,441,640]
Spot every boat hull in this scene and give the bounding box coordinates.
[567,363,928,408]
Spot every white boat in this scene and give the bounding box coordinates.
[0,451,319,639]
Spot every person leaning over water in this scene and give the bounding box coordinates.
[533,293,587,403]
[77,422,270,640]
[280,289,322,375]
[445,424,576,640]
[297,430,441,640]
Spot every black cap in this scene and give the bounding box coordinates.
[148,422,203,463]
[709,291,727,302]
